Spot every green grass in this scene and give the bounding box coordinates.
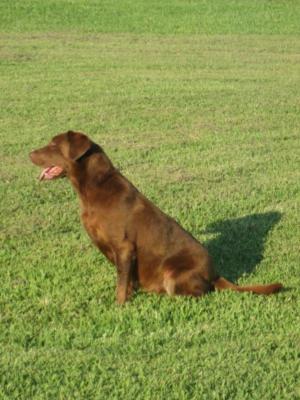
[0,1,300,399]
[1,0,300,34]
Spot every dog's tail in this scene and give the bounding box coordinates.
[212,276,283,295]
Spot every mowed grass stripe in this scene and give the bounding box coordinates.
[1,0,300,34]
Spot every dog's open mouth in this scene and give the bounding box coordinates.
[39,166,64,181]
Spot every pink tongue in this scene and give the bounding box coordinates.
[39,166,64,181]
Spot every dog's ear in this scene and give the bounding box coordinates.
[67,131,91,160]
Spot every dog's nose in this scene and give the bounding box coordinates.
[29,150,36,161]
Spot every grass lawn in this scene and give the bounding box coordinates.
[0,1,300,399]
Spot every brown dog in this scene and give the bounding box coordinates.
[29,131,283,304]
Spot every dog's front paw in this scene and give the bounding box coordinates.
[116,290,128,305]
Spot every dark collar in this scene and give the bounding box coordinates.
[76,144,99,163]
[76,145,117,184]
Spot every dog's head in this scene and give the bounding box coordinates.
[29,131,92,180]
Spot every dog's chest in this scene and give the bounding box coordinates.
[81,210,116,264]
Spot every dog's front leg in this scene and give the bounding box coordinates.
[116,243,136,305]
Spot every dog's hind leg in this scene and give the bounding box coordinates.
[164,270,212,297]
[163,271,176,296]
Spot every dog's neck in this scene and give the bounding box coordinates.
[68,146,115,195]
[76,144,99,163]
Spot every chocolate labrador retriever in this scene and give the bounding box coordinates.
[29,131,282,304]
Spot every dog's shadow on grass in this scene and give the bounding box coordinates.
[204,211,281,281]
